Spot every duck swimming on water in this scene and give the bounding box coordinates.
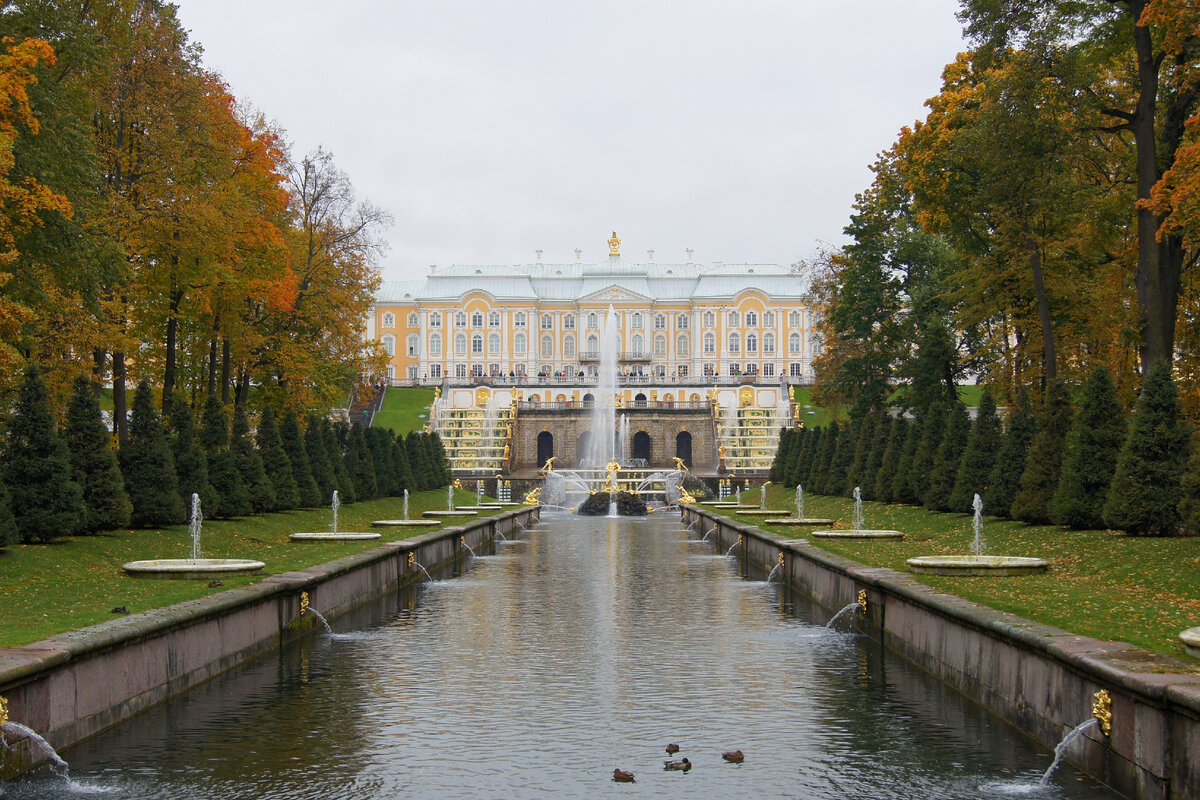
[665,743,680,755]
[612,769,635,783]
[664,758,692,772]
[722,749,745,763]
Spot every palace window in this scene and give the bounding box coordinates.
[789,310,801,328]
[587,312,599,329]
[455,312,467,327]
[471,334,483,355]
[677,314,689,329]
[430,333,442,356]
[541,335,553,357]
[564,335,576,358]
[429,312,441,328]
[587,335,599,355]
[746,333,757,353]
[631,313,644,329]
[703,333,715,355]
[381,334,395,356]
[790,363,803,377]
[471,311,484,328]
[632,334,644,356]
[763,332,775,354]
[728,333,740,354]
[382,312,395,328]
[514,312,527,327]
[655,365,667,377]
[654,314,666,330]
[455,363,467,378]
[678,364,689,377]
[471,364,483,377]
[654,334,666,356]
[514,333,527,356]
[728,310,739,327]
[703,311,715,328]
[677,333,690,357]
[564,315,576,329]
[763,363,775,377]
[455,333,467,355]
[489,311,500,327]
[407,312,418,327]
[541,314,554,330]
[789,332,802,353]
[745,310,758,327]
[488,333,500,355]
[763,311,775,327]
[430,364,442,379]
[407,334,418,356]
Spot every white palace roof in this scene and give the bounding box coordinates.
[375,258,809,305]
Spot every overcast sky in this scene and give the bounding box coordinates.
[175,1,968,282]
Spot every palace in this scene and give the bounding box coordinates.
[365,236,819,483]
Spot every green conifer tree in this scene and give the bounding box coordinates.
[168,392,218,516]
[281,411,322,507]
[1049,367,1126,529]
[891,414,923,504]
[825,418,858,496]
[232,405,275,513]
[4,364,85,542]
[924,401,970,512]
[860,412,892,501]
[201,396,250,518]
[119,381,185,528]
[1011,380,1073,525]
[1103,361,1192,535]
[874,417,908,503]
[407,430,433,490]
[257,406,299,511]
[0,481,17,548]
[812,422,839,495]
[986,390,1036,519]
[304,414,336,504]
[392,434,414,495]
[65,374,131,532]
[367,427,399,496]
[769,429,794,484]
[1179,446,1200,533]
[948,387,1003,513]
[907,402,947,505]
[845,412,879,496]
[788,429,813,487]
[801,427,825,490]
[429,431,453,485]
[326,420,356,502]
[348,423,379,500]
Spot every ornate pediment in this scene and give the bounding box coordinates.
[579,284,652,303]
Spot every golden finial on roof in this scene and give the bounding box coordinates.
[608,231,621,256]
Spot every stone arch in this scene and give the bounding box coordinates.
[675,431,693,470]
[632,431,651,463]
[577,430,593,465]
[537,431,554,468]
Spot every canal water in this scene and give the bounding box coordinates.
[7,513,1118,799]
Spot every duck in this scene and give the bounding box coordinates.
[665,743,680,755]
[722,749,745,763]
[663,758,692,771]
[612,768,635,783]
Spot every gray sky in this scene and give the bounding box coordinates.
[175,1,967,282]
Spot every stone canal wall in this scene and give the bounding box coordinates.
[682,505,1200,800]
[0,506,539,778]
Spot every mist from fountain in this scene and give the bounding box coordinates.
[1041,718,1099,785]
[585,306,620,468]
[1,721,71,784]
[825,602,862,629]
[618,414,629,464]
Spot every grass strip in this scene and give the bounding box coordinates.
[371,387,436,434]
[0,488,496,648]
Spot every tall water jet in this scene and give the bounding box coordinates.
[476,479,484,507]
[812,486,904,540]
[760,484,768,510]
[852,486,864,532]
[970,493,985,555]
[1,697,72,785]
[618,414,630,463]
[189,493,202,561]
[795,484,804,520]
[586,306,620,469]
[403,488,409,521]
[447,484,455,511]
[331,490,340,534]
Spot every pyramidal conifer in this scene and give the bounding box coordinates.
[304,414,336,503]
[281,410,322,507]
[875,417,909,503]
[948,387,1002,513]
[120,381,185,528]
[986,390,1036,519]
[65,374,132,532]
[812,422,839,495]
[257,406,299,510]
[168,393,218,516]
[924,401,969,512]
[201,396,250,518]
[1011,380,1073,525]
[1049,366,1126,529]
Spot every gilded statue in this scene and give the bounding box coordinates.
[523,487,542,505]
[608,231,621,256]
[542,456,556,472]
[672,456,689,472]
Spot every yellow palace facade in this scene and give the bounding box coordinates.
[366,238,821,387]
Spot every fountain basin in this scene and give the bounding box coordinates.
[423,510,478,517]
[763,518,835,526]
[734,509,792,516]
[452,505,502,511]
[289,532,381,541]
[371,519,442,528]
[122,559,265,579]
[812,529,905,540]
[1179,627,1200,659]
[906,555,1049,576]
[703,501,747,507]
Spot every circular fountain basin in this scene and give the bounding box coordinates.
[734,509,792,516]
[812,529,905,541]
[452,505,502,511]
[906,555,1049,576]
[123,559,265,579]
[289,532,381,541]
[423,510,478,517]
[1179,627,1200,659]
[371,519,443,528]
[763,518,835,526]
[702,501,745,507]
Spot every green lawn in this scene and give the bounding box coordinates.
[0,488,498,648]
[372,387,436,433]
[791,386,835,428]
[723,484,1200,664]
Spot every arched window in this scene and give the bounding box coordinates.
[407,312,418,327]
[728,310,739,327]
[728,333,740,353]
[382,312,395,328]
[746,333,758,353]
[703,311,715,328]
[455,333,467,355]
[654,314,666,329]
[514,333,527,356]
[488,333,500,355]
[631,313,644,329]
[677,334,690,357]
[654,334,666,356]
[471,334,483,354]
[381,334,395,356]
[514,312,527,327]
[788,310,802,327]
[471,311,484,328]
[703,333,715,354]
[677,314,689,329]
[563,315,576,329]
[407,334,419,356]
[455,312,467,327]
[588,312,599,329]
[564,335,575,358]
[789,332,801,353]
[541,314,554,329]
[430,333,442,356]
[763,332,775,354]
[587,335,598,355]
[632,334,644,356]
[745,310,758,327]
[541,335,553,357]
[763,310,775,327]
[488,311,500,327]
[429,312,442,328]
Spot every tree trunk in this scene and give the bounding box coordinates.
[113,351,128,445]
[1027,237,1056,381]
[220,338,232,405]
[235,369,250,411]
[92,348,106,398]
[163,288,183,407]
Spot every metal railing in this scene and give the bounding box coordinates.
[517,400,712,412]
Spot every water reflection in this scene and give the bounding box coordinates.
[8,513,1116,799]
